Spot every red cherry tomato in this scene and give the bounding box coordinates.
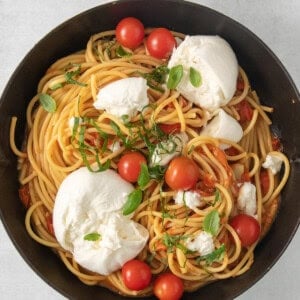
[18,185,30,208]
[117,151,146,183]
[158,123,181,135]
[122,259,152,291]
[153,273,184,300]
[236,100,253,122]
[165,156,199,190]
[46,213,54,236]
[260,170,270,196]
[116,17,145,49]
[146,28,176,59]
[230,214,261,247]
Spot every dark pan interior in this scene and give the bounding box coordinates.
[0,1,299,299]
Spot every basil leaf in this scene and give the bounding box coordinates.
[84,232,101,241]
[116,45,132,57]
[189,67,202,87]
[203,210,220,236]
[39,93,57,113]
[122,188,143,215]
[138,163,150,189]
[167,65,183,89]
[197,244,225,265]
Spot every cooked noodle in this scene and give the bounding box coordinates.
[10,29,290,296]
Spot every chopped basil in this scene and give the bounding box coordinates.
[162,233,193,254]
[161,211,174,219]
[39,93,57,113]
[189,67,202,87]
[116,45,132,57]
[203,210,220,236]
[78,123,111,172]
[212,189,221,206]
[138,163,150,189]
[110,121,135,149]
[140,65,169,92]
[148,165,166,181]
[167,65,183,89]
[65,64,87,87]
[122,188,143,216]
[197,244,225,265]
[84,232,101,241]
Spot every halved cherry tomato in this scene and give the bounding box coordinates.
[271,136,281,151]
[46,213,55,236]
[230,214,260,247]
[240,171,251,183]
[87,132,100,147]
[165,156,199,190]
[260,170,270,196]
[118,151,146,183]
[236,78,245,91]
[146,28,176,59]
[122,259,152,291]
[153,273,184,300]
[225,146,240,156]
[18,185,30,208]
[158,123,181,135]
[209,146,228,169]
[116,17,145,49]
[236,100,253,122]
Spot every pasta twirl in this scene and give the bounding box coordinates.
[10,28,289,297]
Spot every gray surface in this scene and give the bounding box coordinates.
[0,0,299,299]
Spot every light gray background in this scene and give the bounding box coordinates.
[0,0,299,299]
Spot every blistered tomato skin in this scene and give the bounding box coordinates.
[122,259,152,291]
[165,156,199,190]
[153,273,184,300]
[116,17,145,49]
[146,28,176,59]
[230,214,261,247]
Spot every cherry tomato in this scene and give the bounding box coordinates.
[122,259,152,291]
[165,156,199,190]
[46,212,54,236]
[116,17,145,49]
[225,146,240,156]
[18,185,30,208]
[159,123,181,135]
[230,214,260,247]
[146,28,176,59]
[236,100,253,122]
[153,273,184,300]
[118,151,146,183]
[271,136,281,151]
[260,170,270,196]
[236,78,245,91]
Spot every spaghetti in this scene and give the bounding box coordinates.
[10,28,290,296]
